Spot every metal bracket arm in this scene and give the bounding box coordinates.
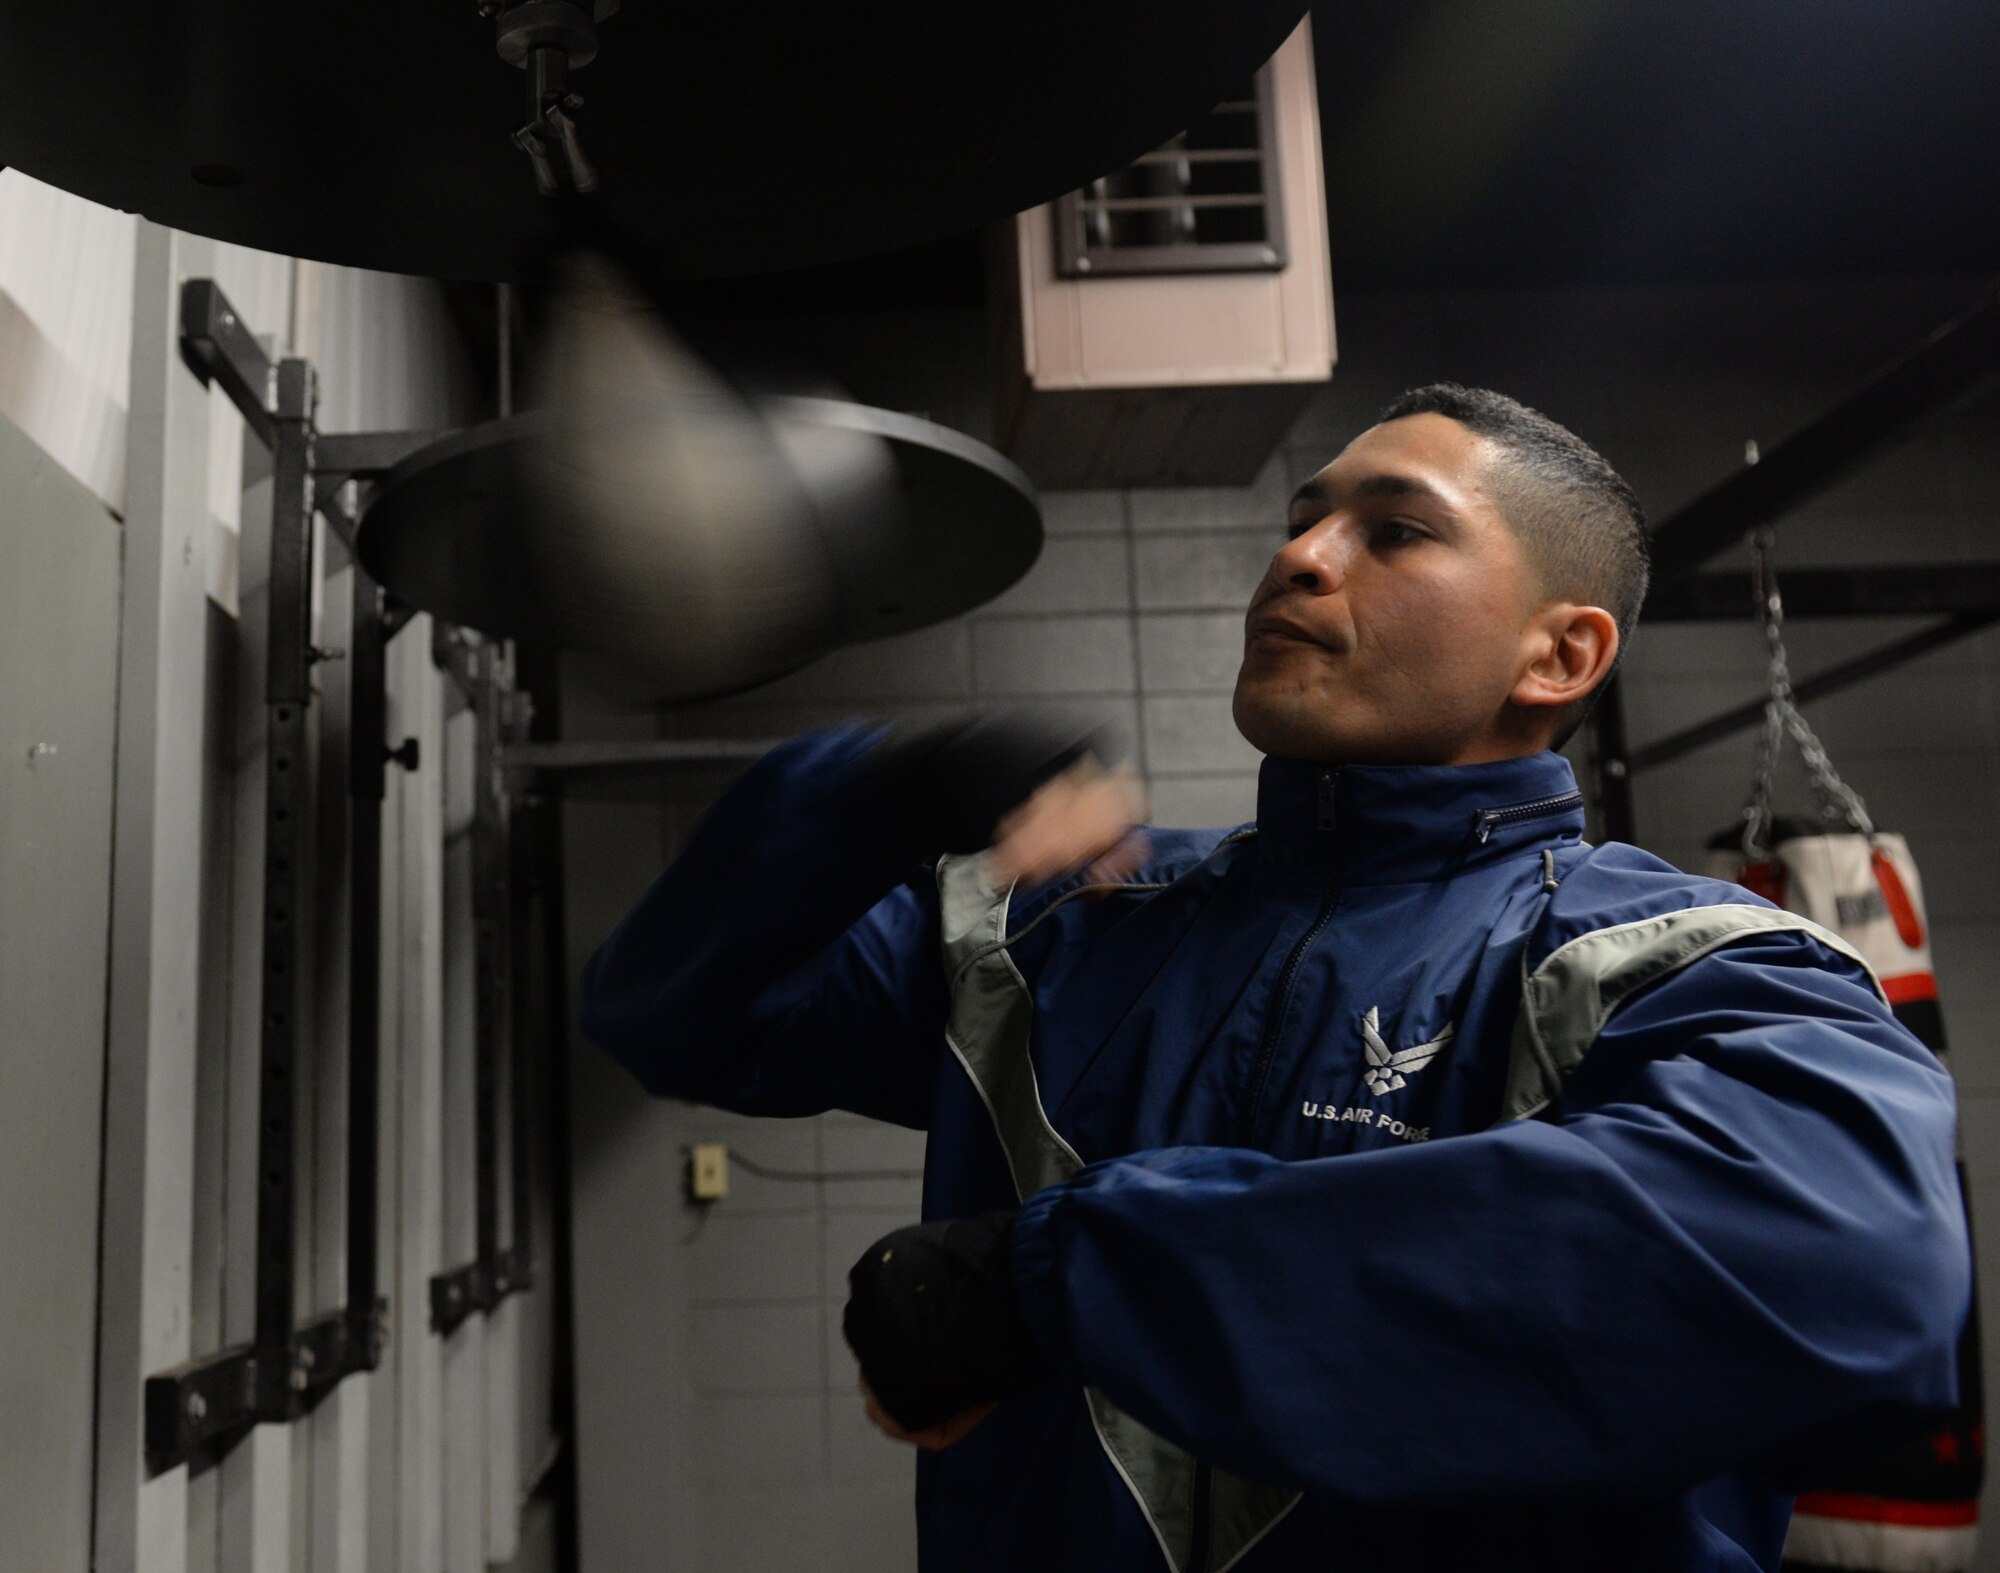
[178,278,277,447]
[141,1299,389,1476]
[1644,563,2000,621]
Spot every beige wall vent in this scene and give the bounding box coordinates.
[990,16,1334,488]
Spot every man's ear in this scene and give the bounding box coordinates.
[1512,604,1619,713]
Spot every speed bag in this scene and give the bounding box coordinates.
[1706,825,1984,1572]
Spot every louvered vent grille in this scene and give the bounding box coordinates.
[1054,63,1285,278]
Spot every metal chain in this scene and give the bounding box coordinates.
[1740,528,1875,860]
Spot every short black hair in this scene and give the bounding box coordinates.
[1376,382,1649,749]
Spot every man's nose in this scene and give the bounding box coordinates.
[1268,516,1352,594]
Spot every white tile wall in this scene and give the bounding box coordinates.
[1132,531,1283,612]
[972,615,1138,696]
[979,534,1133,616]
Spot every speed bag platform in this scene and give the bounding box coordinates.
[1707,823,1984,1572]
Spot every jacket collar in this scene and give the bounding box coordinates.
[1251,749,1585,887]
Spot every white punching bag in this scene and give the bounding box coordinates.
[1706,532,1981,1573]
[1707,825,1983,1573]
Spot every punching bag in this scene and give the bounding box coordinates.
[1707,823,1985,1570]
[1704,531,1982,1570]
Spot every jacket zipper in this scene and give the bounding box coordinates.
[1473,789,1584,844]
[1197,771,1344,1572]
[1237,768,1343,1146]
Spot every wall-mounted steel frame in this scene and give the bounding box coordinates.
[143,280,543,1474]
[1630,608,2000,774]
[429,632,537,1335]
[1589,280,2000,844]
[144,283,390,1472]
[1646,286,2000,590]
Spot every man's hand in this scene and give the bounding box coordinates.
[987,755,1150,892]
[858,1375,996,1451]
[842,1213,1051,1438]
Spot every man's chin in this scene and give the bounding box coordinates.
[1232,687,1370,763]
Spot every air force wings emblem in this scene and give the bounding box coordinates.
[1360,1006,1453,1096]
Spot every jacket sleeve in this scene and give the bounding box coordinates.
[577,715,1105,1127]
[1007,930,1971,1501]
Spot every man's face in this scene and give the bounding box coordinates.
[1232,412,1548,766]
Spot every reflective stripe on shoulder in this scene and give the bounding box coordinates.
[1500,902,1888,1123]
[934,852,1300,1573]
[937,851,1082,1197]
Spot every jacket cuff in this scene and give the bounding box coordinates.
[1009,1181,1078,1375]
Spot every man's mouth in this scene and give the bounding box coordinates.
[1248,614,1325,648]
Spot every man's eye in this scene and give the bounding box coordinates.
[1375,521,1425,547]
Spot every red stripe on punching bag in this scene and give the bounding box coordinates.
[1883,972,1941,1006]
[1872,847,1927,949]
[1740,860,1788,906]
[1792,1492,1980,1529]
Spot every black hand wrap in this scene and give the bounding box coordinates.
[842,1211,1051,1433]
[850,709,1111,857]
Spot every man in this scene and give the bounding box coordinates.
[578,385,1969,1572]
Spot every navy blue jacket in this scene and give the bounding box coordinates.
[578,723,1969,1573]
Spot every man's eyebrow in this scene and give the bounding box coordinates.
[1355,474,1450,505]
[1288,473,1453,511]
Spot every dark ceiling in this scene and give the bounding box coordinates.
[674,0,2000,314]
[1319,0,2000,290]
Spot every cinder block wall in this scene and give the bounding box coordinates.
[567,276,2000,1572]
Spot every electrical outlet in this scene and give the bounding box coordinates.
[688,1143,729,1202]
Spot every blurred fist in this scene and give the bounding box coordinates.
[986,757,1150,892]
